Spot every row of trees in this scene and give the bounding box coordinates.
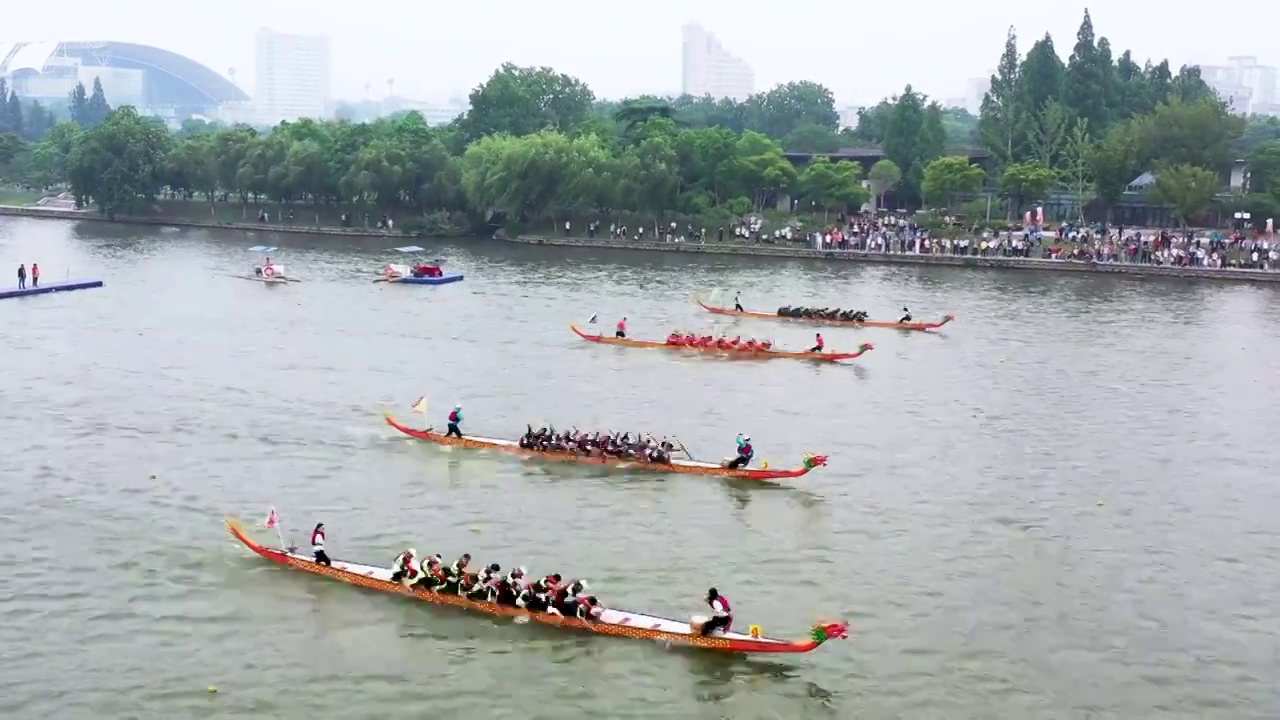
[2,14,1280,229]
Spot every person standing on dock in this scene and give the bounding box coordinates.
[30,263,38,288]
[16,264,25,290]
[616,317,627,338]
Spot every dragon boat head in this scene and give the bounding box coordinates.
[803,454,828,470]
[942,314,956,322]
[810,619,850,644]
[858,343,874,353]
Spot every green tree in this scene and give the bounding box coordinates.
[1060,119,1093,220]
[940,107,980,149]
[1146,164,1220,226]
[86,78,112,128]
[746,81,840,139]
[1246,141,1280,194]
[1236,115,1280,157]
[882,86,945,205]
[462,64,595,140]
[920,156,985,207]
[1089,120,1142,221]
[1016,35,1067,119]
[1000,161,1057,218]
[796,156,868,220]
[671,95,749,133]
[67,106,171,219]
[1026,100,1070,170]
[979,26,1022,164]
[1062,10,1113,132]
[734,131,796,210]
[1135,98,1244,173]
[68,82,89,126]
[867,158,902,211]
[782,122,841,153]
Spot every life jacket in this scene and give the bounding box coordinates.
[311,529,325,548]
[448,410,460,423]
[667,335,678,344]
[815,336,825,348]
[740,442,753,457]
[710,595,732,615]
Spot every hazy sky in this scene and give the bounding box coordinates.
[7,0,1278,106]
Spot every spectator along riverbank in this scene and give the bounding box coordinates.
[504,230,1280,283]
[4,200,1278,283]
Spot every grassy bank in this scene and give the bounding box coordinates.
[0,189,42,206]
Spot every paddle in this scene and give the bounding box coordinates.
[673,437,697,462]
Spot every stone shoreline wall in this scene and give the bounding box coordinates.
[0,205,399,239]
[4,205,1276,284]
[505,234,1280,284]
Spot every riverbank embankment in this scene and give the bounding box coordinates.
[5,204,1277,283]
[0,204,403,239]
[505,234,1280,284]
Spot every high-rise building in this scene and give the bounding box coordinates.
[1197,56,1277,115]
[681,23,754,101]
[254,28,331,124]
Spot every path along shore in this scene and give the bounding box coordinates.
[505,234,1280,284]
[4,203,1278,283]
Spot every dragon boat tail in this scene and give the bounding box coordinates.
[385,414,827,481]
[226,517,848,654]
[696,299,954,331]
[570,324,872,362]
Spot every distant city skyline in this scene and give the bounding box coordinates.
[680,23,754,102]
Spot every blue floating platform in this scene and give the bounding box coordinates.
[396,273,463,286]
[0,279,105,300]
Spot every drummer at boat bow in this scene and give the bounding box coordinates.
[311,523,329,566]
[446,404,463,438]
[727,434,754,469]
[809,333,824,353]
[701,588,733,636]
[615,317,627,338]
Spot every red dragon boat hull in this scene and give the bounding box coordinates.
[696,300,954,332]
[225,518,848,654]
[385,414,826,482]
[570,324,872,362]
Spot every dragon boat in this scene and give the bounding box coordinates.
[570,324,873,362]
[384,414,827,481]
[696,300,954,331]
[226,518,849,654]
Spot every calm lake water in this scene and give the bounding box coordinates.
[1,217,1279,719]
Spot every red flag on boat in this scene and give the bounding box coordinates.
[264,507,279,529]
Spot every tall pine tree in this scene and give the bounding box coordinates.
[5,91,22,138]
[69,81,89,126]
[86,77,112,128]
[979,26,1022,164]
[1063,10,1114,133]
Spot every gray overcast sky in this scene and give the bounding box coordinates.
[6,0,1277,105]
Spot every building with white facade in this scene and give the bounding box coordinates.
[254,28,331,124]
[1198,56,1278,115]
[681,23,754,101]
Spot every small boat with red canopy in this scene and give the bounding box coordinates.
[375,247,464,285]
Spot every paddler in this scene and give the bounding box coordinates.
[700,588,733,636]
[898,306,912,324]
[734,292,744,312]
[390,548,418,585]
[446,404,463,438]
[666,331,680,345]
[311,523,330,566]
[727,435,753,469]
[744,337,758,351]
[809,333,825,353]
[615,317,627,338]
